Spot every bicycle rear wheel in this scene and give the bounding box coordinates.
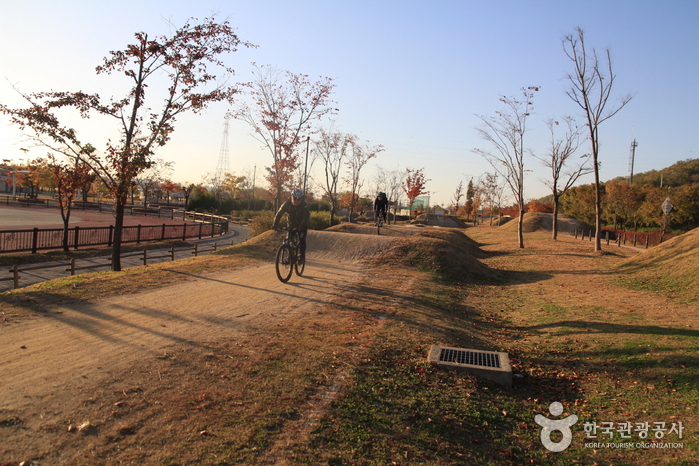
[377,219,382,235]
[275,244,293,283]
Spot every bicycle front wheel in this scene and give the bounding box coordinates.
[275,244,293,283]
[294,249,305,276]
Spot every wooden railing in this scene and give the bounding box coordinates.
[1,241,234,289]
[0,212,229,254]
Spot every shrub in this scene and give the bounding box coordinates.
[309,211,340,230]
[249,211,274,237]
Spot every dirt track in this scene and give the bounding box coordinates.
[0,230,398,430]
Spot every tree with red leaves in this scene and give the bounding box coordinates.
[403,168,429,220]
[0,17,251,270]
[235,64,336,208]
[47,155,96,251]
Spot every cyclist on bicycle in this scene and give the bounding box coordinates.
[374,192,388,224]
[272,188,311,260]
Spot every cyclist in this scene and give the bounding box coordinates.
[272,188,311,261]
[374,192,389,224]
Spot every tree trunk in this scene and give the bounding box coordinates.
[552,193,559,240]
[517,208,525,248]
[593,156,602,251]
[112,200,126,271]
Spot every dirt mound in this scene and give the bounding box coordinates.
[306,230,398,261]
[328,223,420,237]
[617,227,699,297]
[374,229,496,282]
[498,212,593,233]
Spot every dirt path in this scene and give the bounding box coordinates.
[0,230,398,460]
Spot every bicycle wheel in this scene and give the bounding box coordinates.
[294,248,305,276]
[377,218,382,235]
[275,244,293,283]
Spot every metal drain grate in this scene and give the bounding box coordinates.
[439,348,501,368]
[428,345,512,387]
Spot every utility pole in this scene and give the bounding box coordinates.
[628,139,638,183]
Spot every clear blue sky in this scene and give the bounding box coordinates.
[1,0,698,206]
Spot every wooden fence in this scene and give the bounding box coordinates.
[1,241,232,289]
[572,228,675,249]
[0,215,229,254]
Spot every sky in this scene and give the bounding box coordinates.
[1,0,698,207]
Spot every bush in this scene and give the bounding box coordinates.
[309,211,340,230]
[249,211,274,237]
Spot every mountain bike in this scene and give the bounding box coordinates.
[375,210,385,235]
[275,227,305,283]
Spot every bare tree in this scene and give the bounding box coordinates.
[345,138,383,223]
[481,171,507,225]
[134,158,174,207]
[473,87,538,248]
[538,116,592,239]
[234,64,335,208]
[563,27,633,251]
[313,127,352,226]
[373,165,404,224]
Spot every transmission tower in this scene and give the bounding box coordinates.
[628,138,638,183]
[214,116,231,190]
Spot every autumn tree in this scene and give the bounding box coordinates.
[451,180,464,215]
[538,116,592,239]
[563,27,633,251]
[474,87,538,248]
[47,155,95,250]
[464,178,475,222]
[345,138,383,223]
[234,64,335,208]
[0,17,248,270]
[403,168,429,220]
[221,173,247,199]
[134,158,174,207]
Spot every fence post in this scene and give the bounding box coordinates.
[161,224,166,241]
[137,224,142,244]
[74,226,80,250]
[142,249,148,266]
[12,265,19,289]
[70,258,76,276]
[170,247,175,261]
[182,223,187,241]
[193,243,199,257]
[31,228,39,253]
[198,222,203,239]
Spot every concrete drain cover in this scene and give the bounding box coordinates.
[428,345,512,387]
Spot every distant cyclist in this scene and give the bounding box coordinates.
[374,192,389,224]
[272,189,311,260]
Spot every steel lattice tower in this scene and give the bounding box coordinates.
[213,117,230,190]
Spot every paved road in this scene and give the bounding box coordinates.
[0,224,250,293]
